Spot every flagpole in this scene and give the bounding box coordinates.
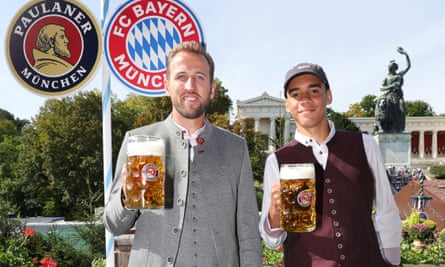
[101,0,115,266]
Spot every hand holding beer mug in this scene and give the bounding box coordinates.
[125,135,165,209]
[280,163,316,232]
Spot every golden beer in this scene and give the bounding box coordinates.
[126,135,165,209]
[280,163,316,232]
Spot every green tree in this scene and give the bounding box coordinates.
[405,100,434,116]
[115,94,171,128]
[206,79,233,128]
[207,79,232,116]
[344,94,377,117]
[231,118,268,210]
[328,108,360,131]
[19,91,104,219]
[0,108,30,134]
[0,119,18,142]
[0,135,22,215]
[231,119,268,183]
[111,94,172,156]
[18,125,48,216]
[0,113,24,215]
[0,109,15,122]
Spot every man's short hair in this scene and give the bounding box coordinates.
[166,41,214,83]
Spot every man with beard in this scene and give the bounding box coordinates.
[104,41,262,266]
[33,24,72,76]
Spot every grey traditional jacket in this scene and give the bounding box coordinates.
[104,114,262,267]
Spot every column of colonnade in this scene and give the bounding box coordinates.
[414,130,440,159]
[247,116,293,151]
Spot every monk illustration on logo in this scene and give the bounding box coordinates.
[33,24,73,76]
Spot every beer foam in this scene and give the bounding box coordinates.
[280,163,315,180]
[127,136,165,156]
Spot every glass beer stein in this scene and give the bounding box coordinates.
[280,163,316,232]
[125,135,165,209]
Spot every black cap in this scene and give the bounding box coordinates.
[283,63,330,98]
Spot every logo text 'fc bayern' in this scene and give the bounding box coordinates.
[6,0,102,97]
[104,0,205,96]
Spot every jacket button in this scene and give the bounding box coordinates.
[181,142,187,149]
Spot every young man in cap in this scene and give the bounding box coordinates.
[259,62,402,266]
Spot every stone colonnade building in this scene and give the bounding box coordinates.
[237,92,445,168]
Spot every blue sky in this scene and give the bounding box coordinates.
[1,0,445,120]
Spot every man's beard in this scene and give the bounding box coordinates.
[173,97,209,119]
[55,44,71,58]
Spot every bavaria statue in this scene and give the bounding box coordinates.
[375,47,411,133]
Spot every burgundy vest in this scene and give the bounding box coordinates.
[275,131,388,267]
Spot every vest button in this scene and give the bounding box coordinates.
[335,232,341,238]
[331,209,337,215]
[337,243,343,249]
[333,221,339,227]
[325,178,331,183]
[340,255,346,260]
[329,198,335,204]
[327,188,333,194]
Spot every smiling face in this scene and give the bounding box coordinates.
[164,51,215,125]
[285,73,332,138]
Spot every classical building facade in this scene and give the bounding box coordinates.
[237,92,445,168]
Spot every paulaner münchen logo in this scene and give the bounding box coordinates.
[6,0,102,97]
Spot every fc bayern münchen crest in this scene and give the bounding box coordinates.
[104,0,205,96]
[6,0,102,97]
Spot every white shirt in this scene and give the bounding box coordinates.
[174,121,206,162]
[259,120,402,265]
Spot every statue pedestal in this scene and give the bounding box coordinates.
[374,132,411,167]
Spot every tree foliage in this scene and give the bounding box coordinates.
[16,91,104,219]
[328,108,360,131]
[0,108,30,134]
[344,94,377,117]
[345,95,435,118]
[0,110,28,215]
[114,94,172,129]
[207,78,232,116]
[405,100,434,116]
